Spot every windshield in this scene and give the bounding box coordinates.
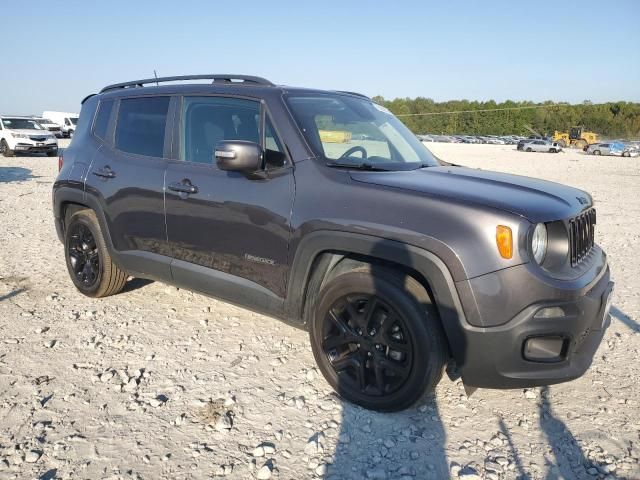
[1,118,45,130]
[70,117,78,125]
[285,94,439,169]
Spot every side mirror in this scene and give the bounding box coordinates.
[215,140,263,172]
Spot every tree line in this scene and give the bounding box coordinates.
[372,96,640,139]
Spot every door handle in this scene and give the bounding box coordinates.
[168,180,198,195]
[92,166,116,179]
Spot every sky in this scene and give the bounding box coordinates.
[1,0,639,115]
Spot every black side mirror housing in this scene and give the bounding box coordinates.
[215,140,263,172]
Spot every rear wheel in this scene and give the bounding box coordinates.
[623,151,630,157]
[594,150,601,156]
[550,148,557,153]
[309,265,448,411]
[64,210,127,297]
[0,140,14,157]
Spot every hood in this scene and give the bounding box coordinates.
[9,129,53,137]
[350,166,592,223]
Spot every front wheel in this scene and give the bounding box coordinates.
[0,140,14,157]
[309,265,448,411]
[64,210,128,297]
[550,148,557,153]
[622,151,630,157]
[594,150,601,156]
[526,147,532,152]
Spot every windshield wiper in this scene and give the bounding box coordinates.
[326,161,390,171]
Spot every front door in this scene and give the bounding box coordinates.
[165,95,294,309]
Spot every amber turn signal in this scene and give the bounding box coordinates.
[496,225,513,259]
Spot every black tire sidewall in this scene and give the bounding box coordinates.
[64,213,105,296]
[310,270,444,411]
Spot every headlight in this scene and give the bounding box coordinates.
[11,132,28,139]
[531,223,548,264]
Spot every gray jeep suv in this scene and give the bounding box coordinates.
[52,75,613,411]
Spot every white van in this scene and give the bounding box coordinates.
[42,111,79,138]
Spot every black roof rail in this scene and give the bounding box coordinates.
[99,74,274,93]
[334,90,370,99]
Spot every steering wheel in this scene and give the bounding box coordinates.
[339,146,368,159]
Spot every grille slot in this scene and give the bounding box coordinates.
[569,209,596,266]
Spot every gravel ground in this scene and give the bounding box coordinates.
[0,141,639,480]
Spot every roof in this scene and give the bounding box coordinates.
[86,74,369,104]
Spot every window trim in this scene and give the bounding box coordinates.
[111,94,173,159]
[175,93,291,170]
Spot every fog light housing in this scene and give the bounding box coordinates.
[523,336,566,362]
[534,306,566,319]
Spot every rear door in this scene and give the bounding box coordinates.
[85,95,173,280]
[164,95,294,309]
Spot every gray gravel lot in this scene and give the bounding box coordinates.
[0,141,638,480]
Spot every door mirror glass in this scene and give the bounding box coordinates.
[215,140,263,172]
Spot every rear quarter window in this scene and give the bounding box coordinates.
[115,96,170,157]
[93,100,114,141]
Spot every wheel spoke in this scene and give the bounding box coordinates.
[372,358,387,393]
[322,332,356,352]
[362,297,378,332]
[331,351,360,373]
[383,331,410,353]
[379,357,410,376]
[328,309,351,334]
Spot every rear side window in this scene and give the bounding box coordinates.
[115,96,170,157]
[94,100,114,141]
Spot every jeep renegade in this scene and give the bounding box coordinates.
[52,75,613,411]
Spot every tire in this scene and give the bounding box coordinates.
[309,265,448,412]
[0,139,14,157]
[550,149,556,153]
[526,147,532,152]
[64,209,127,297]
[594,150,601,156]
[623,151,630,157]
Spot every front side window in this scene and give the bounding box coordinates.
[70,117,78,125]
[115,96,170,157]
[94,100,114,141]
[181,96,261,164]
[285,94,439,170]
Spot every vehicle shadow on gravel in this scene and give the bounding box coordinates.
[325,241,459,479]
[610,306,640,332]
[0,166,36,183]
[539,386,602,480]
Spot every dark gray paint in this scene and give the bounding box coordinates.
[52,79,612,390]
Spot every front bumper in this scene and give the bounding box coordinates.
[454,260,613,389]
[14,142,58,153]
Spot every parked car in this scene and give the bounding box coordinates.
[0,115,58,156]
[586,142,637,157]
[53,74,613,412]
[42,111,79,138]
[521,140,562,153]
[32,117,63,137]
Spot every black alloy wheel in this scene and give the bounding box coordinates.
[322,293,412,397]
[68,222,100,288]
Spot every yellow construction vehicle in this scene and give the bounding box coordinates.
[553,126,598,149]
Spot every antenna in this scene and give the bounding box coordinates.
[153,70,159,86]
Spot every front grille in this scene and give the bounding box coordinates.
[30,136,47,142]
[569,209,596,266]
